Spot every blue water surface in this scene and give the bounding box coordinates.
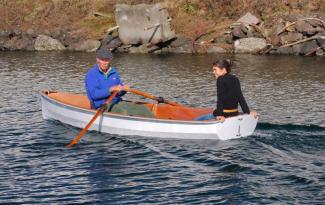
[0,52,324,204]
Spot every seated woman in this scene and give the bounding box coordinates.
[195,59,257,121]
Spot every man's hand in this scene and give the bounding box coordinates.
[109,85,130,93]
[155,96,165,103]
[216,116,225,122]
[120,85,130,91]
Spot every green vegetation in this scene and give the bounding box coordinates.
[274,4,289,17]
[182,2,196,15]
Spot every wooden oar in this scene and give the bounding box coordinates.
[124,88,180,106]
[67,91,118,148]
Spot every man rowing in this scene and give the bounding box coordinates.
[85,49,154,118]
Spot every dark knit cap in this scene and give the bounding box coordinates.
[96,49,113,60]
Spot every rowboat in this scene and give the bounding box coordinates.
[41,90,258,140]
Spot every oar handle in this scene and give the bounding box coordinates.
[124,88,180,106]
[67,91,118,148]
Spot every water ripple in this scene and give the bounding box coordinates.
[0,52,324,204]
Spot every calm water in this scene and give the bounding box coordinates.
[0,52,324,204]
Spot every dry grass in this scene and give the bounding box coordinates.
[0,0,323,39]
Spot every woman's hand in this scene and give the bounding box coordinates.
[216,116,225,122]
[250,111,258,118]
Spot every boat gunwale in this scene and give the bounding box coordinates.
[41,91,224,125]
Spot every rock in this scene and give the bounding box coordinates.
[295,20,317,35]
[206,46,226,53]
[128,45,147,53]
[42,29,51,36]
[316,48,324,56]
[225,33,233,44]
[115,3,175,45]
[270,35,281,46]
[128,45,159,53]
[240,23,249,34]
[13,29,22,36]
[168,45,193,53]
[128,46,141,53]
[146,45,161,53]
[237,12,260,25]
[292,44,303,55]
[316,36,325,48]
[274,46,294,55]
[100,35,122,51]
[280,32,303,44]
[72,39,101,52]
[288,0,308,9]
[299,40,319,55]
[57,30,74,47]
[34,34,65,51]
[116,45,131,53]
[1,35,34,51]
[306,19,324,27]
[51,28,62,39]
[169,36,193,53]
[0,36,9,51]
[272,19,285,35]
[170,36,192,47]
[286,14,298,22]
[234,37,267,53]
[26,28,37,38]
[0,30,10,38]
[232,26,246,39]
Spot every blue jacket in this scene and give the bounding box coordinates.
[85,64,125,109]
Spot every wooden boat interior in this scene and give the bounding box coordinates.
[44,91,212,121]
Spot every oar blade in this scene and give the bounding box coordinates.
[66,91,118,148]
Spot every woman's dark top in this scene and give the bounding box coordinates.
[213,73,250,117]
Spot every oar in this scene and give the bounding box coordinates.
[124,88,180,106]
[67,91,118,148]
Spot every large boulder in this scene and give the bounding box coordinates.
[234,37,267,53]
[115,3,175,45]
[34,34,65,51]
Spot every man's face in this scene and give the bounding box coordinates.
[97,58,110,72]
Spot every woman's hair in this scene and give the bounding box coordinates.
[212,59,233,73]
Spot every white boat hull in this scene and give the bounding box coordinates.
[41,93,258,140]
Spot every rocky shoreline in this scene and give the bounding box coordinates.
[0,10,324,57]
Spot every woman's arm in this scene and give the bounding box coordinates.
[213,78,225,117]
[237,79,250,114]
